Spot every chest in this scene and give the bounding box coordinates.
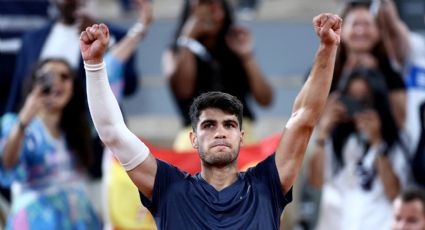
[156,179,277,229]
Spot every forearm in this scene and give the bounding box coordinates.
[109,37,140,63]
[3,101,37,169]
[2,124,25,169]
[308,124,331,188]
[379,0,410,65]
[241,55,273,106]
[308,143,326,188]
[110,23,146,63]
[293,44,337,125]
[85,62,150,170]
[167,48,197,98]
[376,154,400,200]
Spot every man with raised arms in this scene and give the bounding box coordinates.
[79,13,342,229]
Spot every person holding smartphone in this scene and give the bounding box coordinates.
[0,58,101,229]
[162,0,273,151]
[309,68,410,230]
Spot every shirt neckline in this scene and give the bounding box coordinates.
[195,172,242,195]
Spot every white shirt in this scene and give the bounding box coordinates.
[315,135,409,230]
[404,33,425,152]
[40,22,80,68]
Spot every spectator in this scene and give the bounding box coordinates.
[6,0,139,180]
[309,68,410,230]
[162,0,273,151]
[0,58,101,229]
[333,1,406,128]
[0,0,53,206]
[377,0,425,187]
[392,186,425,230]
[0,0,52,116]
[7,0,138,114]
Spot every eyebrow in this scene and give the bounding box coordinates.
[200,119,216,126]
[200,118,239,126]
[223,119,238,125]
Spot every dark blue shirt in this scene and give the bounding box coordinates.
[140,154,292,229]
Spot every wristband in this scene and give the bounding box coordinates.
[126,22,145,39]
[84,61,105,72]
[18,118,27,131]
[177,36,211,61]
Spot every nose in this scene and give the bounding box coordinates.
[353,24,366,35]
[214,125,227,139]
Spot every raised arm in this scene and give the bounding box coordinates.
[80,24,157,199]
[2,87,44,170]
[226,26,273,106]
[108,0,152,63]
[162,11,205,99]
[377,0,410,67]
[275,13,342,194]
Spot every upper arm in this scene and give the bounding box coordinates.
[102,125,158,199]
[127,153,157,200]
[275,108,315,193]
[163,48,197,99]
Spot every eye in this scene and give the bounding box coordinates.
[60,73,72,81]
[224,122,237,129]
[202,122,214,129]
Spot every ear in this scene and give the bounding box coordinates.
[240,130,245,146]
[189,131,198,149]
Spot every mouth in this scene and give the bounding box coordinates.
[210,142,231,149]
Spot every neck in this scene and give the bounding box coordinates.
[38,109,62,139]
[200,163,239,191]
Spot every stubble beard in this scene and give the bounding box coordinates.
[199,144,240,168]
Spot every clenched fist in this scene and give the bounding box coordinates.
[80,23,110,64]
[313,13,342,46]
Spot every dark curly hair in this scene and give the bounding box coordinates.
[189,91,243,131]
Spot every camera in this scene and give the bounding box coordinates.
[36,72,54,94]
[339,95,368,117]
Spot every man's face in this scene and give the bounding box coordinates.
[190,108,244,167]
[392,198,425,230]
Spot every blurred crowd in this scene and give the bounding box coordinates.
[1,0,425,229]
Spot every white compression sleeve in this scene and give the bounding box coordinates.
[85,61,150,171]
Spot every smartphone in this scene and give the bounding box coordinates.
[36,72,54,94]
[339,95,367,117]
